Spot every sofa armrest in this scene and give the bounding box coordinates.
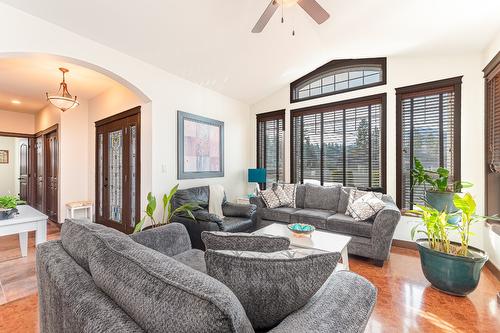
[191,209,223,223]
[371,197,401,260]
[129,223,191,257]
[270,271,377,333]
[222,202,256,218]
[249,196,265,209]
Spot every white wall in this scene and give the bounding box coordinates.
[250,53,486,250]
[0,109,35,134]
[0,3,251,223]
[0,136,16,195]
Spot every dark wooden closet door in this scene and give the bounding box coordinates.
[45,130,58,222]
[34,136,44,212]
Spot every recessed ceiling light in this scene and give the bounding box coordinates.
[11,100,21,104]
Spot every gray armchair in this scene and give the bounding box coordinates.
[171,186,257,249]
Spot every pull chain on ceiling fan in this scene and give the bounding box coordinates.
[251,0,330,34]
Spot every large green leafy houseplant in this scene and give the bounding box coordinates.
[409,193,496,256]
[133,184,199,233]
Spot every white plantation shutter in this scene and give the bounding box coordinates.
[397,77,461,211]
[291,95,386,191]
[257,111,285,187]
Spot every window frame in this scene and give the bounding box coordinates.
[290,58,387,103]
[289,93,387,192]
[256,109,286,187]
[483,51,500,226]
[395,76,462,211]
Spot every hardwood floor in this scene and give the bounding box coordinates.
[0,226,499,333]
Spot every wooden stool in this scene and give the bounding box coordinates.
[66,201,93,221]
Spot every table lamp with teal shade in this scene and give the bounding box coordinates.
[248,168,266,196]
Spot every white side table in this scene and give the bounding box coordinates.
[66,201,93,221]
[0,205,48,257]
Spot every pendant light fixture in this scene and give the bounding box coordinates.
[46,67,79,111]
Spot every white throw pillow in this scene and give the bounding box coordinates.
[260,186,292,209]
[346,189,382,216]
[348,192,386,221]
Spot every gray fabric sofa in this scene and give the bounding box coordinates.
[250,184,401,266]
[37,219,377,333]
[171,185,257,250]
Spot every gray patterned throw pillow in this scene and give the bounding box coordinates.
[273,183,298,208]
[201,231,290,252]
[260,186,292,208]
[205,248,340,330]
[349,192,386,221]
[346,189,383,216]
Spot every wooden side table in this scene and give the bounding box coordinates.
[236,197,251,205]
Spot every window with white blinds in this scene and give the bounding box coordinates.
[396,77,462,211]
[291,94,386,191]
[257,110,285,187]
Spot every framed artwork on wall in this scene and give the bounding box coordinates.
[0,150,8,164]
[177,111,224,179]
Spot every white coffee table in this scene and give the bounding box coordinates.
[253,223,352,270]
[0,205,48,257]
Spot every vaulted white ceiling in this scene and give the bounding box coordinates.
[2,0,500,104]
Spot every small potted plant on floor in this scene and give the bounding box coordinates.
[409,193,496,296]
[0,195,19,220]
[411,158,472,221]
[133,184,199,232]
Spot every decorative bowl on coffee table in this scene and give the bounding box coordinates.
[288,223,315,236]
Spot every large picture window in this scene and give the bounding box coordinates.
[257,110,285,187]
[396,77,462,211]
[291,94,386,191]
[290,58,386,103]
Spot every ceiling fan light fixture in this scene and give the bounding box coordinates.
[46,67,79,111]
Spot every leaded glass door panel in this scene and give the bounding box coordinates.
[95,107,141,234]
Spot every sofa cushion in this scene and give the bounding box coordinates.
[173,249,206,273]
[201,231,290,252]
[260,186,292,209]
[61,219,128,273]
[290,209,335,229]
[295,185,306,208]
[349,193,386,221]
[205,249,340,330]
[338,187,355,214]
[261,207,299,223]
[87,226,254,333]
[326,213,373,238]
[304,183,341,211]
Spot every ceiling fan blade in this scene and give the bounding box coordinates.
[252,1,279,33]
[297,0,330,24]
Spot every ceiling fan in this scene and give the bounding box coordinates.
[252,0,330,33]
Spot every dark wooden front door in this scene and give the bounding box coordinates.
[95,107,140,234]
[45,130,58,222]
[18,142,29,201]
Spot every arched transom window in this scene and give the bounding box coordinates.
[290,58,386,102]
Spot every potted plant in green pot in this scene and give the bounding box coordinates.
[0,195,19,220]
[409,193,496,296]
[411,158,472,222]
[133,184,199,233]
